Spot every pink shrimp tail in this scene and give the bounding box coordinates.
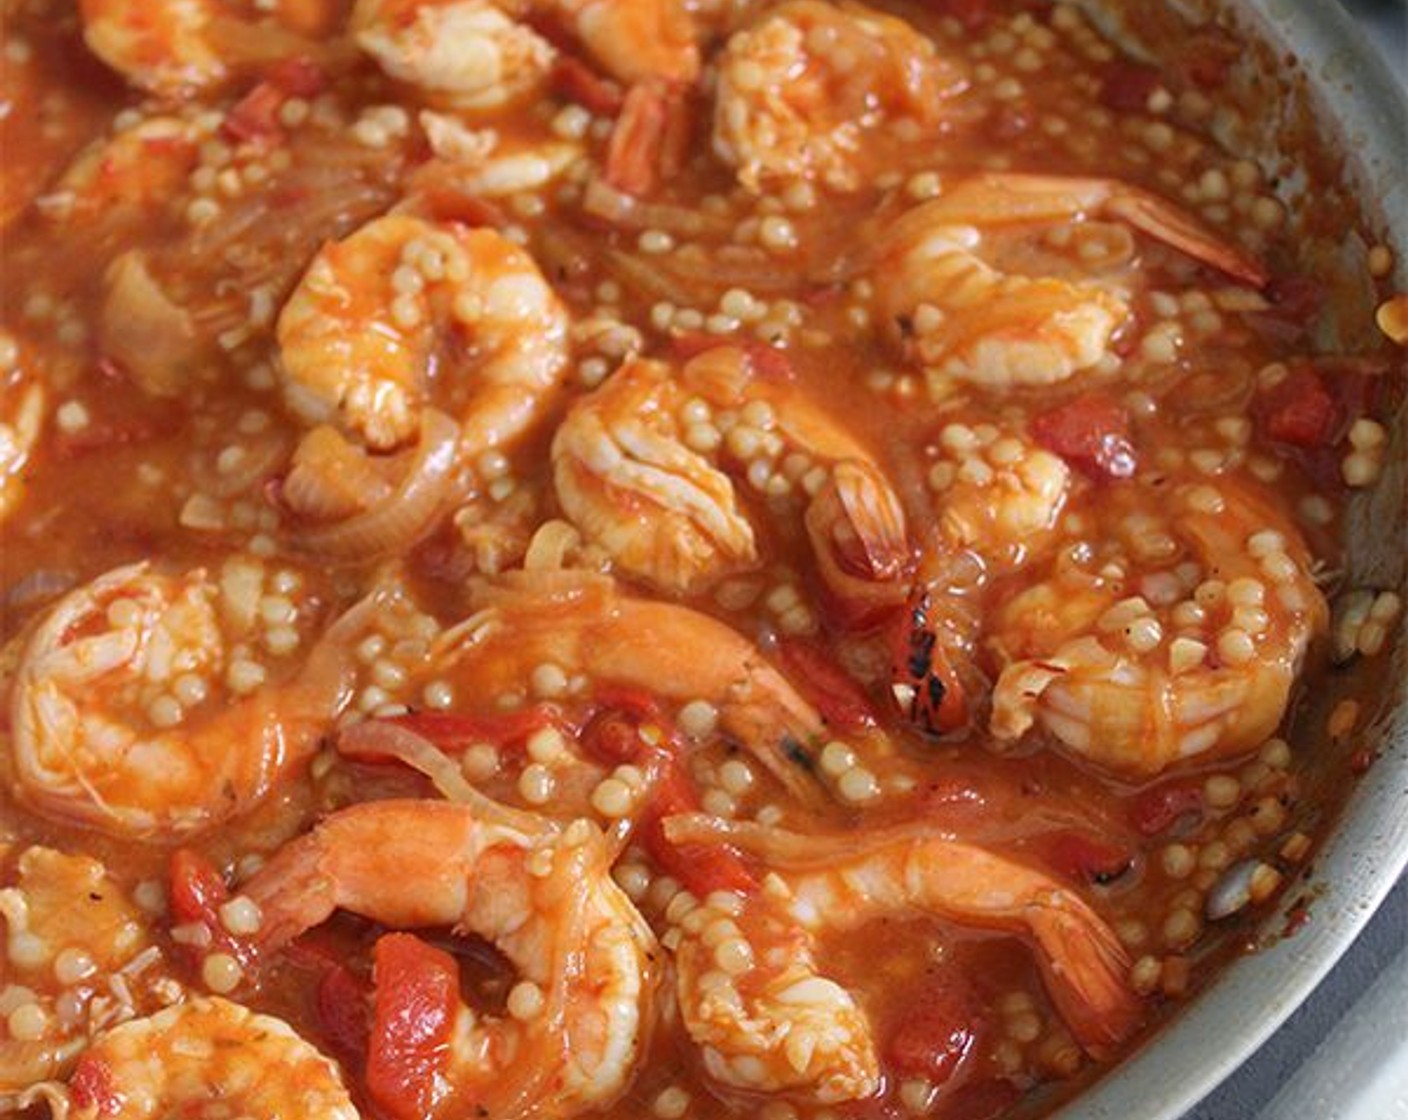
[1027,893,1143,1059]
[241,832,340,954]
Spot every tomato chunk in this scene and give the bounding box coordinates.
[1043,829,1135,885]
[776,638,878,731]
[69,1055,122,1114]
[386,707,567,753]
[640,765,757,898]
[1031,392,1138,480]
[551,54,624,115]
[887,974,986,1086]
[1253,362,1343,449]
[367,933,459,1120]
[1131,781,1204,836]
[168,849,252,966]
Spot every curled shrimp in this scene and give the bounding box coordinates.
[242,799,657,1119]
[16,997,358,1119]
[5,560,358,839]
[43,116,205,236]
[438,570,830,798]
[353,0,558,110]
[353,0,697,104]
[278,212,570,456]
[890,422,1071,736]
[667,815,1141,1059]
[0,847,170,1096]
[872,173,1269,390]
[671,880,879,1103]
[553,345,910,618]
[713,0,964,193]
[78,0,335,97]
[989,476,1328,779]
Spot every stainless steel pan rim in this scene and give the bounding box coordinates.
[1054,3,1408,1117]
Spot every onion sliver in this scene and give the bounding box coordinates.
[285,409,458,562]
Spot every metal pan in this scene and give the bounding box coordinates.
[1053,2,1408,1116]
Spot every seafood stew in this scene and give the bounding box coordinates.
[1,1,1405,1118]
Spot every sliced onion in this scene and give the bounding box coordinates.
[284,409,459,563]
[338,718,546,835]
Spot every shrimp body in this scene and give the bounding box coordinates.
[714,0,963,193]
[989,478,1327,779]
[925,419,1071,575]
[243,799,657,1118]
[354,0,557,110]
[32,998,359,1119]
[673,886,879,1102]
[6,562,354,838]
[353,0,697,100]
[447,570,830,796]
[874,173,1269,390]
[79,0,328,97]
[278,213,570,455]
[553,346,910,614]
[0,847,166,1096]
[782,834,1139,1058]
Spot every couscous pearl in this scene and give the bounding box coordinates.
[201,952,243,994]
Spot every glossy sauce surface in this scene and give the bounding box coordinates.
[0,1,1403,1118]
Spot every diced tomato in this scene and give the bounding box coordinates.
[385,707,567,753]
[890,589,968,736]
[886,975,986,1085]
[1252,362,1343,449]
[222,81,286,144]
[1130,781,1203,836]
[68,1055,122,1114]
[1043,829,1134,885]
[580,709,651,766]
[1098,60,1162,112]
[265,56,327,98]
[168,848,256,968]
[169,848,228,927]
[367,933,459,1120]
[551,54,624,115]
[775,638,877,731]
[603,83,668,196]
[639,763,756,898]
[1031,392,1138,480]
[318,962,374,1067]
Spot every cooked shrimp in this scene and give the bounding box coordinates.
[873,173,1269,390]
[0,347,45,526]
[354,0,557,110]
[989,476,1327,779]
[666,816,1141,1058]
[353,0,697,103]
[278,213,570,456]
[78,0,331,97]
[241,799,657,1119]
[6,560,358,838]
[553,345,910,616]
[44,116,204,232]
[440,570,830,797]
[713,0,965,193]
[0,847,169,1095]
[924,419,1071,576]
[16,997,358,1119]
[671,882,879,1103]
